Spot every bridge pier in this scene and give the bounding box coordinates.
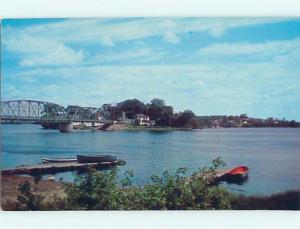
[58,122,73,133]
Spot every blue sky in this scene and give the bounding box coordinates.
[1,18,300,120]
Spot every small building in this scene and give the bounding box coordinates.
[135,114,150,126]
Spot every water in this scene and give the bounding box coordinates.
[1,124,300,195]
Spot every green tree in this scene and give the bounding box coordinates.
[41,103,64,120]
[64,169,121,210]
[116,99,146,119]
[172,110,200,129]
[146,99,174,126]
[150,98,165,107]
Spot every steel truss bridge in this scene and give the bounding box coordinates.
[0,100,106,124]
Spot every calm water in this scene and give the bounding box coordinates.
[1,124,300,195]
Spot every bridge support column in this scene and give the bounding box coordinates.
[58,122,73,133]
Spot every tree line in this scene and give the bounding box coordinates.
[103,98,200,129]
[42,98,299,129]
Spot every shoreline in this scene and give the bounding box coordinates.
[1,174,299,210]
[75,124,300,132]
[2,122,300,131]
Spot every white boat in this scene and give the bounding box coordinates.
[41,157,77,163]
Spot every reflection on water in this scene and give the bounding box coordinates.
[1,124,300,195]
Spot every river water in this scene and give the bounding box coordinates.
[1,124,300,195]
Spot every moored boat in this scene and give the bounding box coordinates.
[77,154,117,163]
[226,166,249,178]
[42,158,77,163]
[215,166,249,184]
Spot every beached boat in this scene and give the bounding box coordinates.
[214,166,249,184]
[42,158,77,163]
[77,155,117,163]
[226,166,249,178]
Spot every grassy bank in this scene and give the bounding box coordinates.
[1,174,66,211]
[1,159,299,210]
[230,190,300,210]
[124,125,194,131]
[73,124,195,131]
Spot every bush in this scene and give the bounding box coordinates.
[61,157,231,210]
[14,157,298,210]
[64,169,121,210]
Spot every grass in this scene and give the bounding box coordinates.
[124,124,194,131]
[230,190,300,210]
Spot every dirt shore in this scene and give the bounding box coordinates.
[1,174,66,210]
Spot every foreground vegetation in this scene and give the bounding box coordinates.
[4,158,299,210]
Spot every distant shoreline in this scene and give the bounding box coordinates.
[3,122,300,129]
[89,124,300,131]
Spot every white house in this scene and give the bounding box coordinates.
[135,114,150,126]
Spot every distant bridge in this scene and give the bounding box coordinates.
[1,100,65,123]
[1,100,112,131]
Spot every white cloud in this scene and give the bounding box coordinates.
[194,80,205,86]
[3,18,288,47]
[163,32,180,44]
[2,18,291,68]
[4,35,86,67]
[3,59,300,119]
[87,41,166,64]
[100,36,114,47]
[198,38,300,60]
[6,61,298,102]
[89,47,166,64]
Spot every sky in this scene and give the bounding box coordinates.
[1,18,300,120]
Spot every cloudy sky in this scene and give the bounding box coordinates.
[2,18,300,120]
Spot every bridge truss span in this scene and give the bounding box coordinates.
[1,100,107,124]
[1,100,66,122]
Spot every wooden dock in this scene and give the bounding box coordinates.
[1,160,126,176]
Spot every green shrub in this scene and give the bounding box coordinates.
[64,168,121,210]
[61,157,231,210]
[14,157,298,210]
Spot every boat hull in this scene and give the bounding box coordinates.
[42,158,77,163]
[77,155,117,163]
[216,166,249,185]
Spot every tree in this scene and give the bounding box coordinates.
[64,169,120,210]
[42,103,65,119]
[150,98,165,107]
[146,99,173,126]
[289,120,298,127]
[172,110,200,129]
[116,99,146,119]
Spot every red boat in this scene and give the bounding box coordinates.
[226,166,249,178]
[213,166,249,185]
